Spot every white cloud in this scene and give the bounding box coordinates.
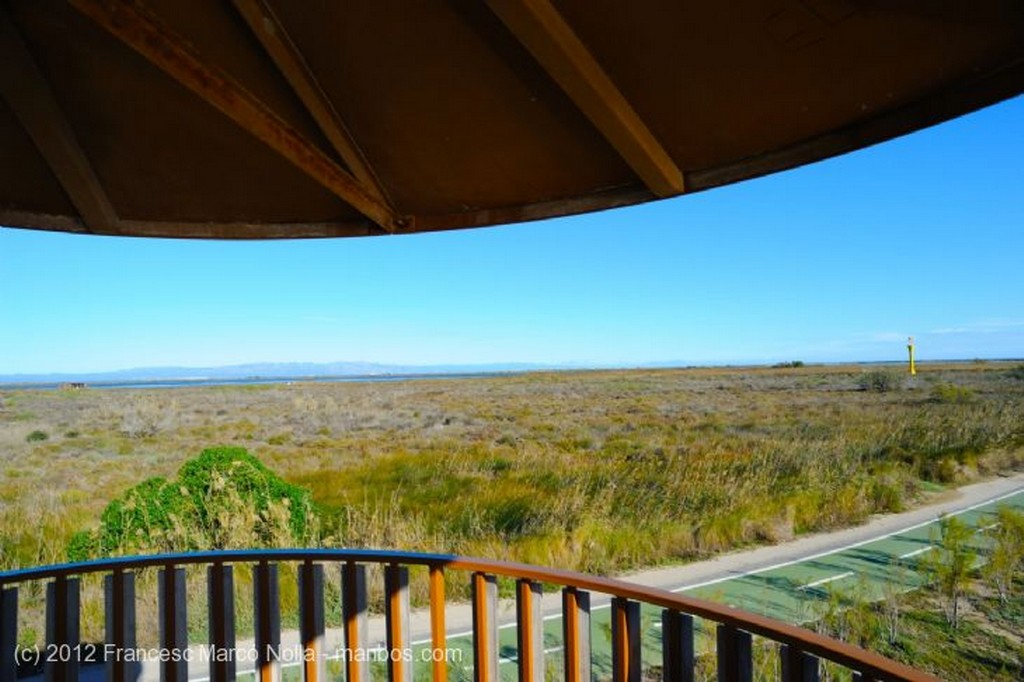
[929,319,1024,335]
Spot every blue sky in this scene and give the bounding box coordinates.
[1,97,1022,374]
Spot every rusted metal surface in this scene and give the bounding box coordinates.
[0,1,1022,238]
[0,549,942,682]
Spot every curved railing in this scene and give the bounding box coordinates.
[0,549,936,682]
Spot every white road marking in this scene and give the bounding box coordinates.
[899,546,933,560]
[669,486,1023,594]
[798,571,854,591]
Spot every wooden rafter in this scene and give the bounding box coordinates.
[485,0,684,197]
[0,5,119,232]
[68,0,402,233]
[230,0,392,209]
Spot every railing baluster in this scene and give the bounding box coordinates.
[429,565,447,682]
[343,562,368,682]
[385,564,411,682]
[716,624,752,682]
[561,587,591,682]
[208,563,236,682]
[299,562,325,682]
[0,551,938,682]
[471,573,498,682]
[254,562,281,682]
[662,610,694,682]
[105,570,136,682]
[611,597,640,682]
[516,580,543,682]
[158,567,187,682]
[46,576,80,682]
[780,644,819,682]
[1,586,18,682]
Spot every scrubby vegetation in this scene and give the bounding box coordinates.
[1,363,1023,677]
[811,506,1024,681]
[2,363,1022,576]
[66,446,320,560]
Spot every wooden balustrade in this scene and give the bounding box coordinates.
[0,549,936,682]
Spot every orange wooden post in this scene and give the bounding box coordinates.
[611,597,639,682]
[343,563,368,682]
[471,573,498,682]
[385,564,411,682]
[429,566,447,682]
[516,580,543,682]
[561,588,591,682]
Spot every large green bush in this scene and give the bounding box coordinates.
[68,446,318,560]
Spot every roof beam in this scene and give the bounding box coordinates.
[69,0,402,233]
[485,0,684,197]
[230,0,393,209]
[0,5,119,232]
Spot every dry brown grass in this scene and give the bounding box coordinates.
[1,362,1022,580]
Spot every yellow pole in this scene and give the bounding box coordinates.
[907,337,916,375]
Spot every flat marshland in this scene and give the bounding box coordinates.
[2,362,1022,574]
[3,362,1024,670]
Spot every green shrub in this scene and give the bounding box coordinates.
[25,430,48,442]
[1007,364,1024,381]
[68,446,319,560]
[859,370,901,393]
[931,383,975,404]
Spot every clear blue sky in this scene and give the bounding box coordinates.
[2,97,1022,375]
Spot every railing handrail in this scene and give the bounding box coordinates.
[0,548,938,682]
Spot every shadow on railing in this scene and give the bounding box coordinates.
[0,549,936,682]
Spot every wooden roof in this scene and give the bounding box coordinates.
[2,1,1023,239]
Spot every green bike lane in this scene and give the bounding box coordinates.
[410,487,1024,681]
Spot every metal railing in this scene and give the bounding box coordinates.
[0,549,937,682]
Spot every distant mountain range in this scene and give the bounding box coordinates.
[0,361,576,386]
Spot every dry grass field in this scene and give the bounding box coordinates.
[2,362,1024,659]
[3,362,1022,574]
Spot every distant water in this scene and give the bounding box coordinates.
[4,372,515,391]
